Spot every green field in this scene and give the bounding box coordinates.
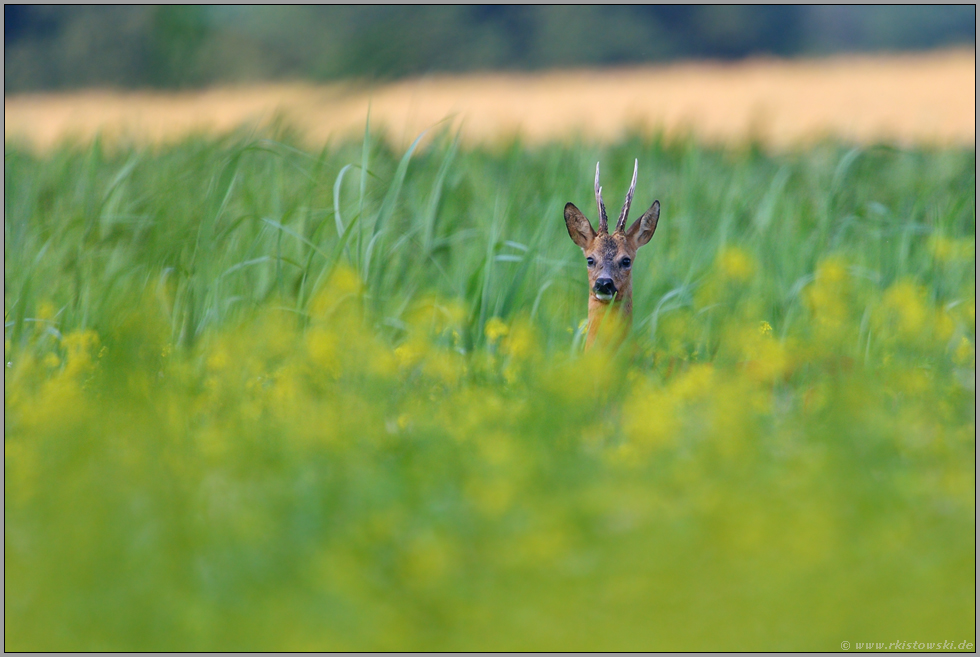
[4,125,976,650]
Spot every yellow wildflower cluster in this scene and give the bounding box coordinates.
[4,260,975,651]
[696,245,760,309]
[927,234,975,264]
[484,317,509,343]
[716,245,757,283]
[802,256,857,348]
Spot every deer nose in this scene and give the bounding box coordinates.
[594,278,617,296]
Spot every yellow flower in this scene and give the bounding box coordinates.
[394,339,425,370]
[309,264,364,321]
[875,279,929,340]
[500,321,536,361]
[737,324,791,384]
[420,348,464,387]
[206,345,231,373]
[61,329,102,379]
[306,327,340,377]
[484,317,509,343]
[36,300,58,322]
[330,264,363,297]
[716,246,757,283]
[803,256,854,346]
[928,235,975,264]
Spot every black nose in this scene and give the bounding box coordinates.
[594,278,617,295]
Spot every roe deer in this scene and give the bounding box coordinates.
[564,160,660,351]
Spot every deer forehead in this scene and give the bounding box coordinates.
[585,234,633,261]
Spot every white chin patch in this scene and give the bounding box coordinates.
[594,292,614,302]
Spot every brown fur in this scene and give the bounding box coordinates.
[564,176,660,351]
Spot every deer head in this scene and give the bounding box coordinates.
[564,160,660,349]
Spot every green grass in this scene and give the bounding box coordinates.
[4,124,976,650]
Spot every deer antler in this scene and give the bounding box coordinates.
[615,159,638,233]
[595,162,609,234]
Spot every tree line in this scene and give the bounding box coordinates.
[4,5,975,92]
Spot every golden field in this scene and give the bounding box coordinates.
[4,48,975,151]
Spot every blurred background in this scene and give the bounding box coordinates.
[5,5,976,91]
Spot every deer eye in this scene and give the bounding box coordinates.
[586,257,595,267]
[621,257,632,269]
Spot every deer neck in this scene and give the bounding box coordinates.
[585,284,632,350]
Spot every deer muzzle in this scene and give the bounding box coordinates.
[593,277,617,301]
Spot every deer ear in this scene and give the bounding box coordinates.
[564,202,596,249]
[626,200,659,248]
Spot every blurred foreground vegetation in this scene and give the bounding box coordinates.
[5,5,976,91]
[4,126,976,649]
